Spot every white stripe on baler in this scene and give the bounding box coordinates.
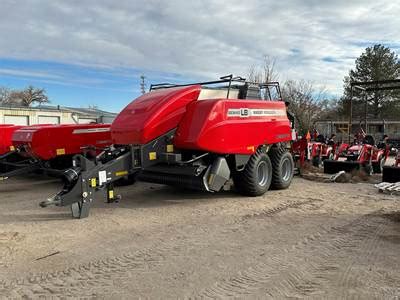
[72,128,111,134]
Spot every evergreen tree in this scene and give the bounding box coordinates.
[341,44,400,119]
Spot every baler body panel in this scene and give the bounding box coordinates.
[12,124,112,160]
[112,86,201,145]
[175,99,291,154]
[0,125,22,155]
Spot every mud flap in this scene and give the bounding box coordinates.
[323,160,361,174]
[382,166,400,183]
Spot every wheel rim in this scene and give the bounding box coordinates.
[282,158,292,182]
[257,161,268,186]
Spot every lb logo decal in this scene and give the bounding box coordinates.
[227,108,286,118]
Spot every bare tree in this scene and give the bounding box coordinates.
[281,80,328,134]
[247,55,278,83]
[0,86,11,105]
[8,86,50,107]
[247,58,338,134]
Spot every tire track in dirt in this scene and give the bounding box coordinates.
[240,197,323,221]
[193,210,397,299]
[0,197,326,298]
[0,198,387,298]
[277,213,394,299]
[0,243,176,298]
[336,217,392,299]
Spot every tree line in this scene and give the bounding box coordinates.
[249,44,400,134]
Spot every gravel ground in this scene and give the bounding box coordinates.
[0,174,399,299]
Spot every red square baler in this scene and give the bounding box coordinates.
[0,123,112,179]
[41,76,297,218]
[0,125,23,155]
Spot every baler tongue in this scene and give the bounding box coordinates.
[39,195,62,208]
[0,162,40,180]
[0,150,41,180]
[40,184,92,219]
[39,169,92,218]
[0,149,17,160]
[41,150,134,219]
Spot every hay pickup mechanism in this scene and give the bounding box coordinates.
[41,75,296,218]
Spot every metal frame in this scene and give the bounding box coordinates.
[149,75,282,101]
[149,74,246,90]
[349,79,400,142]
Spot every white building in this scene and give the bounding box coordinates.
[0,105,117,125]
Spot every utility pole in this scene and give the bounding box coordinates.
[140,75,146,95]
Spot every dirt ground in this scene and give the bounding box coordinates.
[0,174,399,299]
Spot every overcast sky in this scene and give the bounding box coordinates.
[0,0,399,112]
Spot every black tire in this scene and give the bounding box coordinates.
[233,150,272,196]
[372,157,385,174]
[270,147,294,189]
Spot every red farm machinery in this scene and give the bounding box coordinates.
[0,123,112,180]
[324,135,389,175]
[0,124,22,156]
[323,79,399,176]
[291,134,334,168]
[40,76,296,218]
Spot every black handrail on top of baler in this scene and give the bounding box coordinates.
[149,75,282,101]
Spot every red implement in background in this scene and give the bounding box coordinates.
[0,125,22,155]
[0,123,112,180]
[291,136,334,168]
[13,123,112,160]
[324,136,389,175]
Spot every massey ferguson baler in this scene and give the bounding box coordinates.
[41,76,296,218]
[0,123,112,180]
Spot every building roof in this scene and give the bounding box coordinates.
[316,119,400,124]
[0,104,117,117]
